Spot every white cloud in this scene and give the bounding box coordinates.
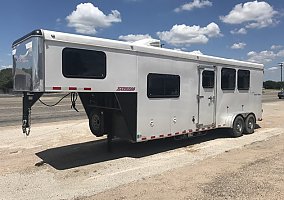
[189,50,203,55]
[157,22,222,46]
[247,50,277,63]
[0,65,12,70]
[277,50,284,57]
[66,3,121,35]
[175,0,212,12]
[271,45,283,50]
[220,1,278,29]
[266,66,279,71]
[230,28,247,35]
[118,34,153,42]
[231,42,246,49]
[247,48,284,64]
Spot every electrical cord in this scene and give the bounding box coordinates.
[70,92,79,112]
[39,92,79,112]
[38,93,70,107]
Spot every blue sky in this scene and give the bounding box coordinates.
[0,0,284,81]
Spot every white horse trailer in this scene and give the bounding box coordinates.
[12,30,263,145]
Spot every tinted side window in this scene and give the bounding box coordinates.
[238,70,250,90]
[221,68,236,90]
[62,48,106,79]
[147,73,180,98]
[202,70,214,88]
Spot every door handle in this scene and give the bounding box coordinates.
[208,96,215,100]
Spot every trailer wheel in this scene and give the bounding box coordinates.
[244,114,255,134]
[89,110,104,137]
[230,116,244,137]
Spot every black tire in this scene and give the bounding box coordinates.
[229,116,244,137]
[244,114,255,134]
[89,110,104,137]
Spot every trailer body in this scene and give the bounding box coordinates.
[12,30,263,141]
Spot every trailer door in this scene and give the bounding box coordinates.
[197,67,216,128]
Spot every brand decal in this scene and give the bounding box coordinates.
[116,87,135,91]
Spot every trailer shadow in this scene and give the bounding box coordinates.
[36,129,231,170]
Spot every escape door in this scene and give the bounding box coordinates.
[197,67,216,127]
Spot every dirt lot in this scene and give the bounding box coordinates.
[0,101,283,200]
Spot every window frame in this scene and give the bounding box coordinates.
[202,70,215,89]
[147,73,180,98]
[62,47,106,79]
[221,68,236,90]
[237,69,250,90]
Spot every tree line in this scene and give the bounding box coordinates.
[0,68,13,93]
[0,68,283,93]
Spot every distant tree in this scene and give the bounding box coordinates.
[0,68,13,93]
[263,80,282,89]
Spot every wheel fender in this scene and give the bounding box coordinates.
[225,114,239,128]
[225,113,253,128]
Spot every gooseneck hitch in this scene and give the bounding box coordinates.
[22,92,43,136]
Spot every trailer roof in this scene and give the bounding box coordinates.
[41,29,263,70]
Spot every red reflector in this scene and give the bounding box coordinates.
[141,137,147,141]
[151,136,155,139]
[53,86,61,90]
[175,132,179,135]
[182,130,186,134]
[167,134,172,136]
[159,134,164,137]
[84,87,91,91]
[188,129,193,133]
[69,87,77,90]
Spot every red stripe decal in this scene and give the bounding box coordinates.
[84,87,91,91]
[69,87,77,90]
[151,136,156,139]
[159,134,164,137]
[53,86,61,90]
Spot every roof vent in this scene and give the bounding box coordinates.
[133,38,161,47]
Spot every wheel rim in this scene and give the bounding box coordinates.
[247,117,254,131]
[236,121,243,133]
[92,114,100,130]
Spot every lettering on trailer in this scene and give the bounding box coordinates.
[116,87,136,91]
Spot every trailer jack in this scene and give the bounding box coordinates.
[22,92,43,136]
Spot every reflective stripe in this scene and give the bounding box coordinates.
[69,87,77,90]
[52,86,61,90]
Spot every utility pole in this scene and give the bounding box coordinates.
[279,62,283,90]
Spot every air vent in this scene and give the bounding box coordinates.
[133,39,161,47]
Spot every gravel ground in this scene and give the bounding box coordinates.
[87,133,284,200]
[0,101,283,200]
